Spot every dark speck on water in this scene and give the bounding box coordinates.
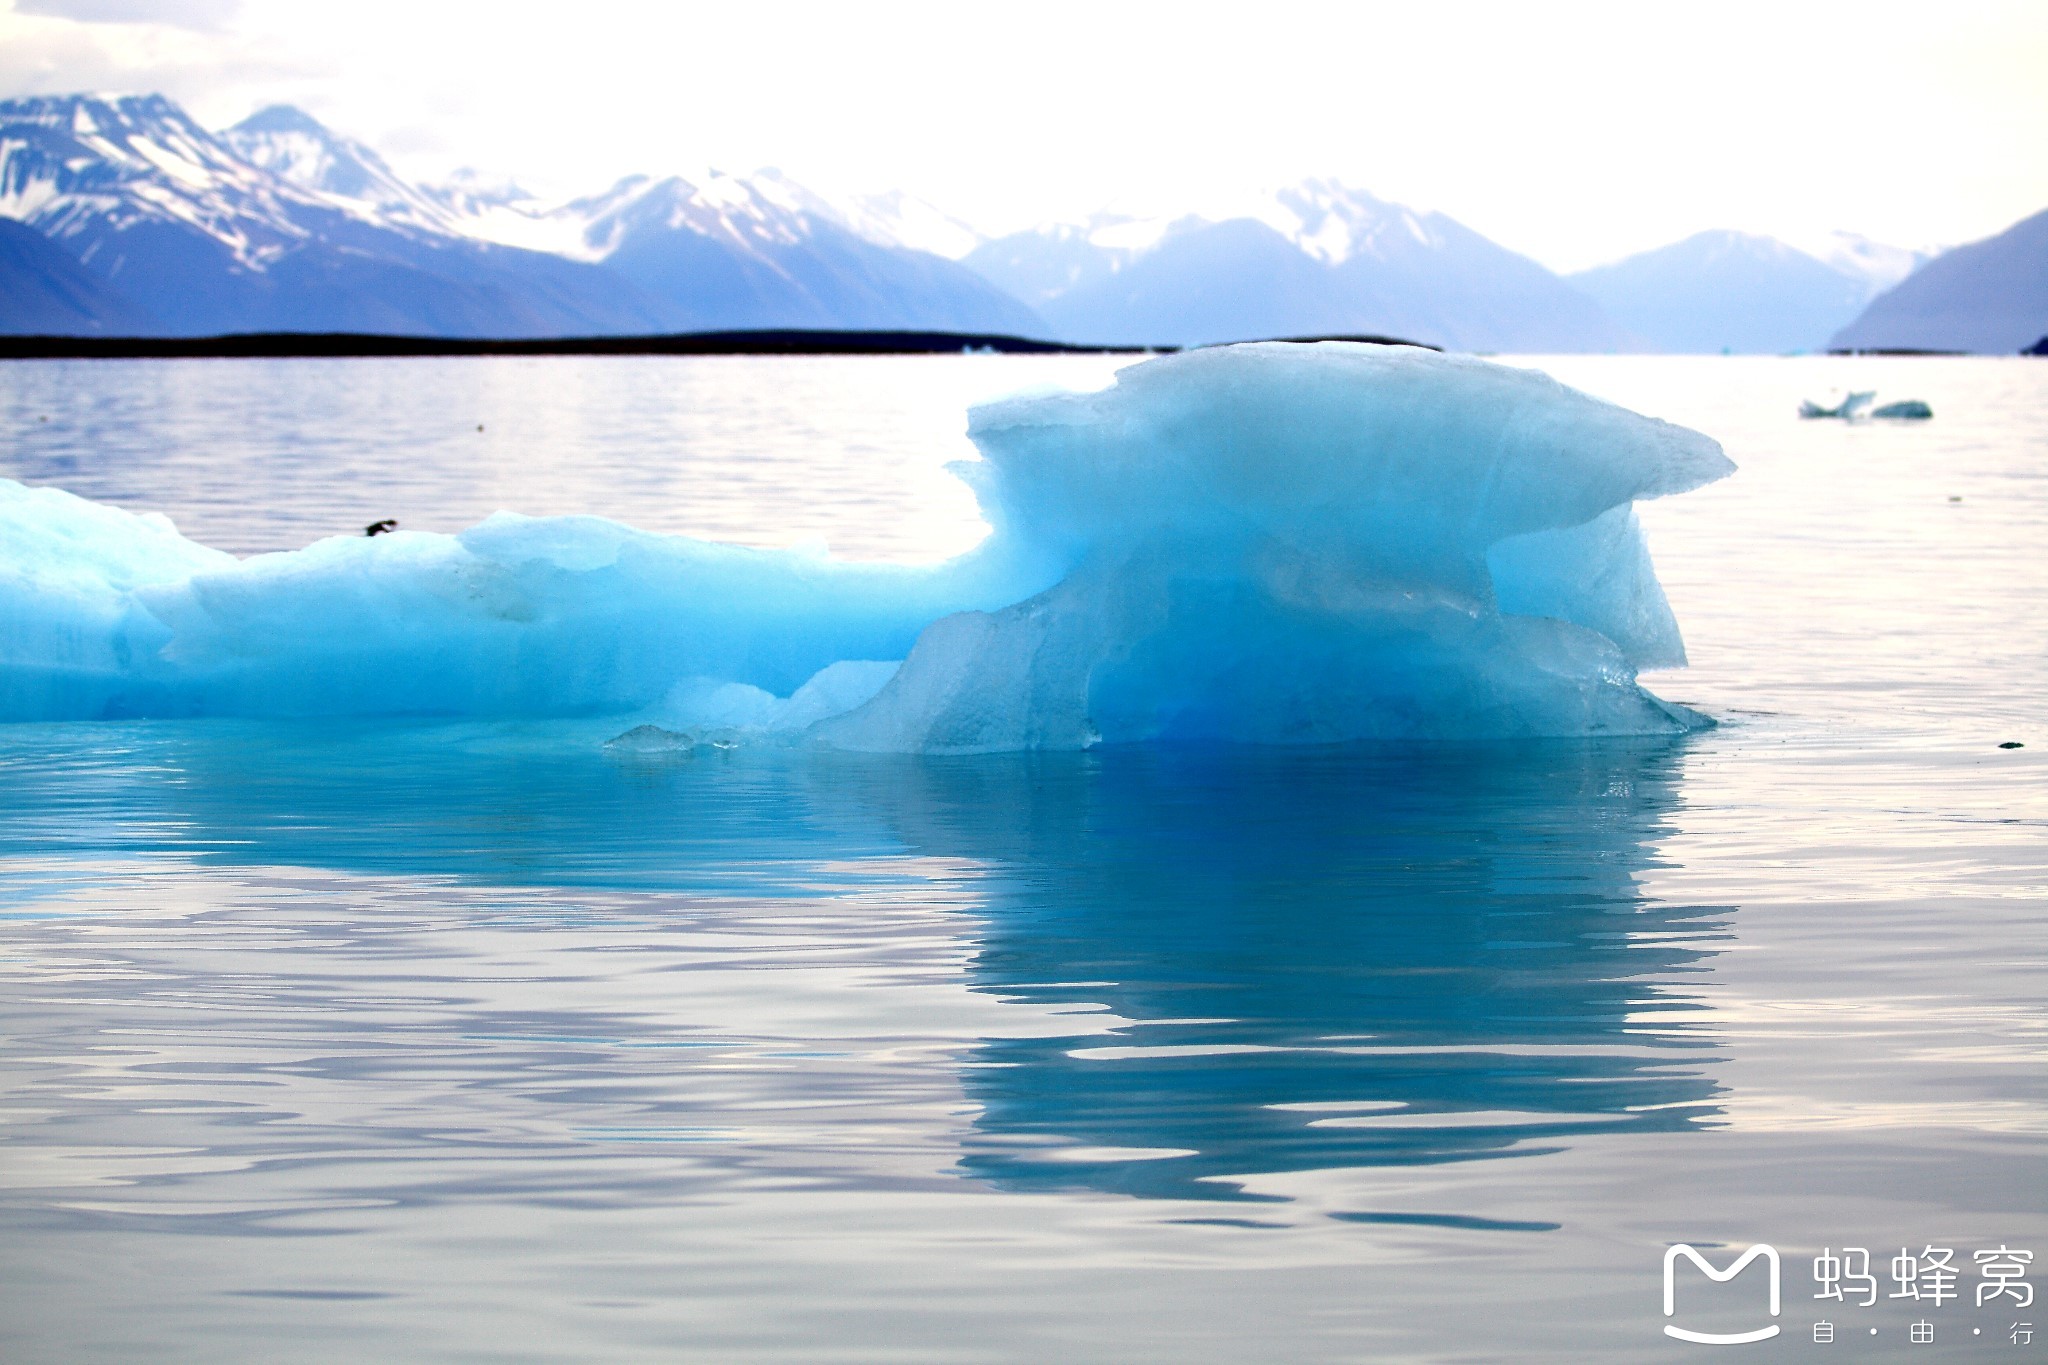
[2000,741,2025,749]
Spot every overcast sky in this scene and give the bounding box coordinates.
[3,0,2044,270]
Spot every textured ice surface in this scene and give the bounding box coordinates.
[0,343,1732,746]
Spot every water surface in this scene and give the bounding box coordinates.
[0,353,2043,1361]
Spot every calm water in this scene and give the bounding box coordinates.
[0,354,2043,1361]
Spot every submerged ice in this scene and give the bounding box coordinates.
[0,343,1733,748]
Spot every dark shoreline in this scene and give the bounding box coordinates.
[0,329,1147,360]
[0,330,1439,361]
[1824,347,1971,357]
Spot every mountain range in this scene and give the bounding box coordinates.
[0,92,2037,352]
[0,93,1034,338]
[1,94,663,337]
[963,183,1633,351]
[1566,230,1929,354]
[1828,207,2048,354]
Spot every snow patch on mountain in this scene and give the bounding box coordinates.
[415,169,585,256]
[415,166,1001,298]
[0,92,315,270]
[738,173,987,259]
[1830,208,2048,354]
[221,104,457,240]
[1038,181,1454,268]
[963,180,1630,351]
[827,188,985,259]
[1788,230,1938,297]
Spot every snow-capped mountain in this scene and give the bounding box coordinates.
[1793,230,1937,298]
[1831,208,2048,353]
[417,170,590,257]
[0,93,1041,338]
[823,188,985,260]
[962,217,1158,308]
[5,90,1993,351]
[422,168,541,220]
[0,93,669,335]
[1261,178,1470,266]
[585,172,1034,332]
[560,171,836,262]
[715,177,989,261]
[1567,231,1874,353]
[2,92,325,275]
[432,167,989,264]
[220,103,460,240]
[963,181,1632,351]
[431,166,1038,333]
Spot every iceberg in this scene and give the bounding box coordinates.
[1797,392,1931,422]
[0,343,1732,747]
[1799,390,1876,419]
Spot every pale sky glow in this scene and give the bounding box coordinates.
[2,0,2044,270]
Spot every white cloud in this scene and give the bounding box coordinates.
[14,0,239,31]
[3,0,2044,269]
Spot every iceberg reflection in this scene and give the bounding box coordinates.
[1,724,1726,1206]
[824,742,1727,1200]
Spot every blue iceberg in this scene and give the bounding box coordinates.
[0,343,1733,747]
[1798,390,1876,420]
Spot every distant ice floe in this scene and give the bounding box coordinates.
[0,343,1734,749]
[1799,390,1932,420]
[1799,390,1876,419]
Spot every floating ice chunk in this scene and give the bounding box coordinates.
[1799,390,1876,419]
[0,343,1731,745]
[816,345,1727,750]
[0,496,1018,721]
[625,659,902,748]
[0,482,235,719]
[604,723,696,755]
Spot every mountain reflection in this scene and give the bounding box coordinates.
[3,725,1726,1203]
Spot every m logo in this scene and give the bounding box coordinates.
[1663,1244,1781,1344]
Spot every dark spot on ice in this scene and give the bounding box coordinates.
[364,519,397,537]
